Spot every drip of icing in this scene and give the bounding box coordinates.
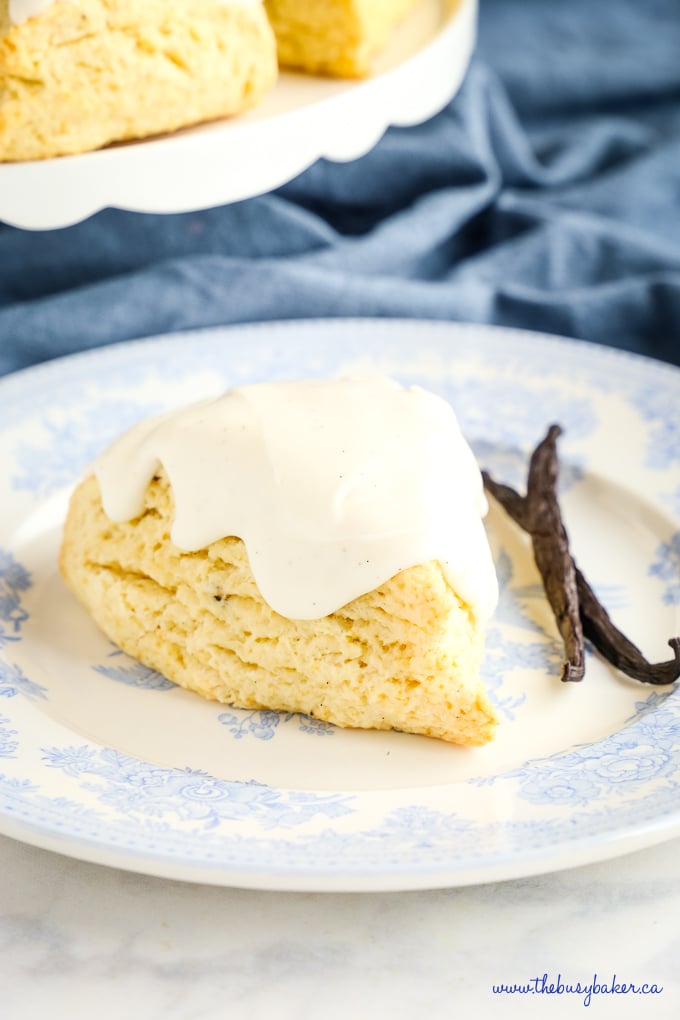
[7,0,261,26]
[94,377,498,622]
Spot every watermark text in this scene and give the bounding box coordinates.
[492,972,663,1007]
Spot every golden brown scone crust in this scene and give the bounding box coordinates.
[59,471,498,746]
[264,0,426,78]
[0,0,277,161]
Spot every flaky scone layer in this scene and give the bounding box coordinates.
[0,0,277,161]
[59,471,498,746]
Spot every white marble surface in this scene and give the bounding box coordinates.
[1,833,678,1019]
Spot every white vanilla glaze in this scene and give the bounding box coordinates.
[8,0,261,26]
[94,377,498,622]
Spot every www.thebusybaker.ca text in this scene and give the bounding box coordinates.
[492,973,663,1007]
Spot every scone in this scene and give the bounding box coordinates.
[59,377,499,746]
[0,0,277,161]
[264,0,426,78]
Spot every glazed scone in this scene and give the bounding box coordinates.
[59,378,499,746]
[60,473,497,746]
[264,0,426,78]
[0,0,277,161]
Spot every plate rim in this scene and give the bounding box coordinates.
[1,810,678,892]
[2,316,678,394]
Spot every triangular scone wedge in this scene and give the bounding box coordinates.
[60,471,498,746]
[0,0,277,161]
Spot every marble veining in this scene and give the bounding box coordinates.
[0,834,678,1019]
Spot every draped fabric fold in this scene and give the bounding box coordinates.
[1,0,679,375]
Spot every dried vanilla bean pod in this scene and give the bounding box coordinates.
[576,568,680,685]
[482,427,585,681]
[483,465,680,686]
[481,475,530,529]
[523,425,585,682]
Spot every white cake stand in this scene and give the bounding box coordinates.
[0,0,476,231]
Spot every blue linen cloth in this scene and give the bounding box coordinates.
[0,0,679,376]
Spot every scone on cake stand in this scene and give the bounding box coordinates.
[0,0,278,160]
[0,0,477,228]
[266,0,433,78]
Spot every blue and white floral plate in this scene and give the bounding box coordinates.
[0,320,678,891]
